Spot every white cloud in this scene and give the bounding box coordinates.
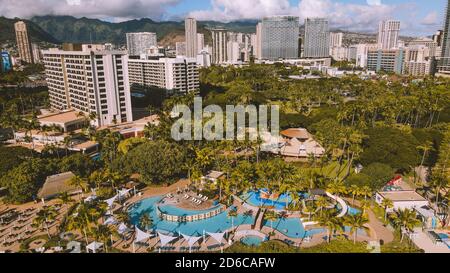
[189,0,397,33]
[421,11,439,26]
[0,0,181,20]
[366,0,382,6]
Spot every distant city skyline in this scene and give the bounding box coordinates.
[0,0,448,36]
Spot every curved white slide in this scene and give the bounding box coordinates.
[326,192,348,218]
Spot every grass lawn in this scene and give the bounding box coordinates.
[291,160,352,182]
[300,237,369,253]
[225,238,371,253]
[225,240,300,253]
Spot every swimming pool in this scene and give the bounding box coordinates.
[263,217,326,239]
[240,236,266,246]
[241,190,308,210]
[128,196,255,236]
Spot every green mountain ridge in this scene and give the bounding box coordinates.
[0,16,60,44]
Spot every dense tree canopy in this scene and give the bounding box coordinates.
[360,127,420,171]
[123,140,187,185]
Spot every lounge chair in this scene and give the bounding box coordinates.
[184,195,190,199]
[203,196,208,201]
[199,194,203,198]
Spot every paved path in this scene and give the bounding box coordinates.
[343,198,394,244]
[411,231,450,253]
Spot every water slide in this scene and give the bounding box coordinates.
[326,192,348,218]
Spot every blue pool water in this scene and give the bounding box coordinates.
[347,206,361,215]
[131,92,146,98]
[240,236,265,246]
[129,196,254,236]
[159,203,223,216]
[263,217,326,239]
[241,190,307,210]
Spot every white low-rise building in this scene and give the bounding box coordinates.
[375,190,429,212]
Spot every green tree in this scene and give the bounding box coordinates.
[344,213,369,244]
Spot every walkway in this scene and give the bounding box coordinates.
[343,198,394,244]
[411,231,450,253]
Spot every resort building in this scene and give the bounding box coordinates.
[367,49,405,74]
[304,18,330,58]
[100,114,159,138]
[13,110,99,155]
[260,16,300,61]
[128,57,199,94]
[37,172,80,200]
[261,128,325,159]
[375,191,429,212]
[278,128,326,158]
[42,47,133,127]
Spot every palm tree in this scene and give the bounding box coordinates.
[57,192,73,214]
[359,186,372,201]
[348,185,361,205]
[360,200,371,215]
[318,211,344,243]
[417,141,434,167]
[381,198,394,221]
[91,224,114,253]
[68,175,88,199]
[263,210,279,232]
[115,211,131,225]
[227,209,238,231]
[390,208,421,242]
[139,214,152,232]
[315,196,329,216]
[344,213,370,244]
[33,206,58,238]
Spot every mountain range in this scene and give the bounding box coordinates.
[1,15,396,48]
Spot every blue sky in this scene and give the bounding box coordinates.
[164,0,447,35]
[0,0,447,36]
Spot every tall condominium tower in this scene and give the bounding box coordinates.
[438,0,450,74]
[211,29,228,64]
[42,48,133,126]
[255,23,262,59]
[185,18,198,58]
[14,21,34,64]
[126,32,157,57]
[197,33,205,53]
[304,18,330,58]
[377,20,400,50]
[260,16,299,61]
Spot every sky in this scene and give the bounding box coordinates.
[0,0,447,36]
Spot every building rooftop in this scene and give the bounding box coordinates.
[378,191,427,202]
[281,128,311,140]
[38,110,85,124]
[37,172,78,199]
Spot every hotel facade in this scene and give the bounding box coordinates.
[42,48,133,127]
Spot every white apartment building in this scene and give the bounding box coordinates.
[197,50,211,68]
[402,45,434,76]
[329,32,343,47]
[211,29,228,64]
[330,47,349,61]
[128,57,199,94]
[261,16,300,60]
[126,32,157,57]
[255,23,262,59]
[185,18,198,58]
[407,38,438,57]
[304,18,330,58]
[43,48,133,126]
[197,33,205,53]
[377,20,400,50]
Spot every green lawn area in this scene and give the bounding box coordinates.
[300,237,369,253]
[291,160,352,182]
[225,240,300,253]
[225,238,370,253]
